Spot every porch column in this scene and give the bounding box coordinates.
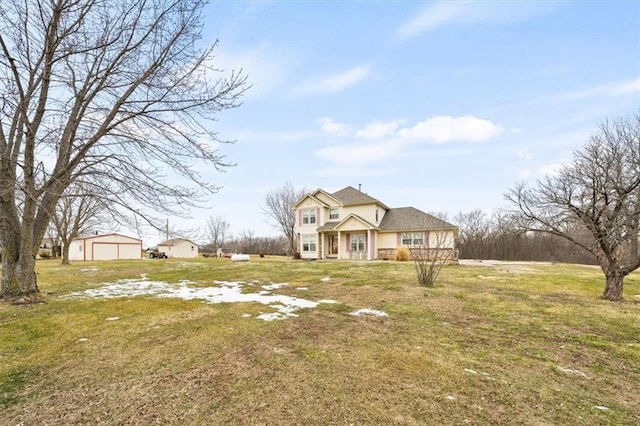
[367,229,371,260]
[337,231,341,259]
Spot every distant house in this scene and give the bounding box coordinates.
[68,233,143,261]
[157,238,199,258]
[293,186,458,261]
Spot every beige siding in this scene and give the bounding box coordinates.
[158,240,198,258]
[377,232,399,249]
[315,192,337,205]
[341,204,383,225]
[67,234,142,261]
[428,230,456,249]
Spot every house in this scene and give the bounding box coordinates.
[156,238,199,258]
[293,186,458,261]
[68,233,143,261]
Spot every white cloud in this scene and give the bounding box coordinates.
[355,120,403,139]
[316,117,352,136]
[517,169,531,179]
[292,65,371,96]
[398,115,502,143]
[396,1,559,41]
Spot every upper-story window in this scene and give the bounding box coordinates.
[402,232,424,246]
[329,208,339,220]
[302,209,316,225]
[375,206,379,223]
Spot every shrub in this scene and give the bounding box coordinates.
[293,252,301,260]
[395,246,410,262]
[259,253,265,258]
[38,250,52,259]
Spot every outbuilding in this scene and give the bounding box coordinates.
[68,233,143,261]
[156,238,199,258]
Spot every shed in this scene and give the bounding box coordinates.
[157,238,199,258]
[68,233,143,261]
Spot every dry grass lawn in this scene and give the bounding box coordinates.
[1,257,639,425]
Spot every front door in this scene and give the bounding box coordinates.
[328,235,338,255]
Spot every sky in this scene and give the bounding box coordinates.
[147,0,640,245]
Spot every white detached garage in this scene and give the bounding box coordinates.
[157,238,199,258]
[68,233,143,261]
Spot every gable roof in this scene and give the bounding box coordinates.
[72,233,142,242]
[292,193,330,209]
[318,213,379,232]
[158,238,198,246]
[331,186,389,209]
[379,207,457,231]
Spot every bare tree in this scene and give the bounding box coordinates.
[238,228,255,254]
[262,182,308,256]
[0,0,246,300]
[506,112,640,301]
[205,215,231,250]
[454,209,490,259]
[412,230,456,287]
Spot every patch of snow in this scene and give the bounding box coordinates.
[593,405,609,411]
[297,287,308,291]
[77,338,89,342]
[350,308,389,318]
[464,368,477,374]
[446,395,455,401]
[241,313,252,318]
[318,299,338,304]
[66,278,328,321]
[556,366,589,379]
[262,283,288,291]
[321,277,331,282]
[105,317,119,321]
[80,267,98,272]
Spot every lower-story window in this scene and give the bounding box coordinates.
[302,234,317,252]
[350,234,365,252]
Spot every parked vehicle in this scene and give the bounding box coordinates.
[148,248,167,259]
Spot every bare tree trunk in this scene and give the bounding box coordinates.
[61,237,71,265]
[602,269,625,301]
[1,239,39,300]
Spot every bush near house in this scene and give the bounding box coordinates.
[394,246,410,261]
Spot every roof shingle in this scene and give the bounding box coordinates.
[379,207,456,231]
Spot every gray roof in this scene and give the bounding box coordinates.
[158,238,198,246]
[317,221,340,231]
[379,207,457,231]
[331,186,387,208]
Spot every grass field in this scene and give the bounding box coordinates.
[1,257,639,425]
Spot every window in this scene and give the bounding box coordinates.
[302,235,317,252]
[350,234,365,252]
[329,208,339,220]
[375,206,379,223]
[402,232,424,246]
[302,209,316,225]
[79,245,83,252]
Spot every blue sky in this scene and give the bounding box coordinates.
[149,0,640,244]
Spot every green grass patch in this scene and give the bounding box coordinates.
[1,258,639,424]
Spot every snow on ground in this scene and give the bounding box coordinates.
[66,277,338,321]
[350,308,388,318]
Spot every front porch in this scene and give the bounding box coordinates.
[318,230,376,261]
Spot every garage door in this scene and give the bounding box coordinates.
[93,243,118,260]
[119,244,142,259]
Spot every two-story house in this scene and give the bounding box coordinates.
[293,186,458,261]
